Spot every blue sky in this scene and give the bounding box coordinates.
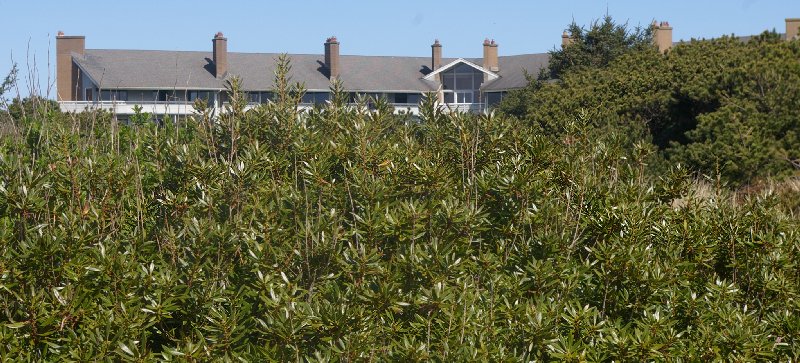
[1,0,799,98]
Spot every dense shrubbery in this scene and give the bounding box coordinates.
[546,15,654,80]
[1,58,799,361]
[501,26,800,186]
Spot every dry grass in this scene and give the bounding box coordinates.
[672,176,800,218]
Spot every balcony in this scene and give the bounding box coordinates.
[58,101,483,117]
[439,103,487,113]
[289,102,422,115]
[59,101,196,116]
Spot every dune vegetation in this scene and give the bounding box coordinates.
[1,19,799,361]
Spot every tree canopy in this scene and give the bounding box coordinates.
[547,15,654,79]
[500,26,800,186]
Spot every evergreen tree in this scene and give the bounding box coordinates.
[547,15,654,79]
[499,21,800,186]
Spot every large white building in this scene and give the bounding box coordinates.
[55,33,550,119]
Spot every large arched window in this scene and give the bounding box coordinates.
[440,63,485,104]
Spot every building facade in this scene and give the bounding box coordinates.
[56,18,799,120]
[56,32,551,119]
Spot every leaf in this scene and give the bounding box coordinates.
[4,322,26,329]
[118,342,134,356]
[164,347,185,356]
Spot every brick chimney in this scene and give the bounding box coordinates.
[56,31,85,101]
[787,18,800,41]
[212,32,228,78]
[431,39,442,71]
[431,39,442,83]
[324,36,340,80]
[483,38,499,72]
[653,21,673,53]
[561,31,573,48]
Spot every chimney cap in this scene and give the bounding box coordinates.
[654,21,671,28]
[483,38,491,45]
[214,32,226,39]
[433,39,441,46]
[55,32,84,39]
[326,36,339,43]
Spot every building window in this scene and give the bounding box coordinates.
[188,91,212,102]
[457,92,473,103]
[302,92,330,105]
[100,90,128,101]
[315,92,329,104]
[439,62,486,104]
[156,90,171,102]
[486,92,504,106]
[394,93,408,104]
[85,88,94,101]
[244,92,275,104]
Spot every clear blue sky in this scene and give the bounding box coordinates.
[2,0,798,99]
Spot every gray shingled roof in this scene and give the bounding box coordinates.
[75,50,222,90]
[74,49,549,93]
[673,33,787,45]
[482,54,550,91]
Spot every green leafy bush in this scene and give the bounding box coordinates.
[0,59,799,361]
[500,29,800,186]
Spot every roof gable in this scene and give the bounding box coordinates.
[422,58,499,82]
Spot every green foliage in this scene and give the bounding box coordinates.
[0,63,17,104]
[500,26,800,186]
[547,15,654,79]
[6,96,61,122]
[1,56,799,361]
[669,37,800,183]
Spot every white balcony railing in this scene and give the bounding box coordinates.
[59,101,197,116]
[439,103,487,113]
[59,101,485,117]
[250,102,422,115]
